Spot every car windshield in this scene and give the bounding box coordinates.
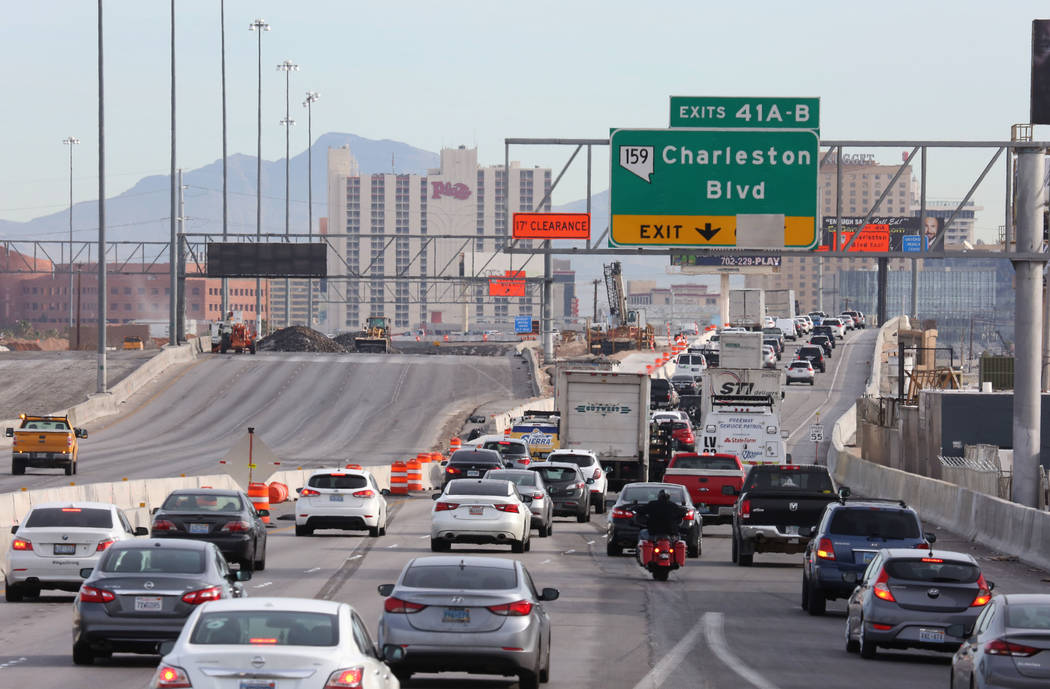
[745,468,834,492]
[190,611,339,646]
[531,467,578,483]
[621,486,686,504]
[483,471,537,487]
[1007,604,1050,630]
[308,474,367,490]
[884,559,979,583]
[671,376,693,383]
[401,564,517,590]
[24,507,112,529]
[829,509,920,539]
[672,456,738,470]
[446,480,511,496]
[481,441,528,456]
[162,494,243,512]
[101,547,205,574]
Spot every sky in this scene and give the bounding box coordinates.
[1,0,1047,244]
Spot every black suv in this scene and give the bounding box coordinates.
[809,334,833,357]
[443,449,505,487]
[650,378,679,409]
[812,325,837,347]
[801,497,932,615]
[796,345,826,372]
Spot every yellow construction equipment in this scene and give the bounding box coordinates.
[354,316,391,353]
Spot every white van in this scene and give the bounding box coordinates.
[675,352,708,377]
[775,317,799,341]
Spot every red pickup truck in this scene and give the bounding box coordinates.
[662,452,745,524]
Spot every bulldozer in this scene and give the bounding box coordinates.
[354,316,391,353]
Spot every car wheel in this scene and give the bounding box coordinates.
[859,623,877,659]
[607,541,623,557]
[845,621,860,653]
[254,545,266,572]
[734,532,753,566]
[688,534,700,559]
[576,508,588,523]
[809,380,815,386]
[546,521,553,537]
[801,573,810,610]
[4,582,22,603]
[239,558,253,573]
[368,525,380,538]
[72,642,94,666]
[731,532,739,563]
[64,461,73,476]
[652,568,670,581]
[540,640,551,683]
[430,538,450,552]
[594,495,607,514]
[519,669,540,689]
[11,459,24,476]
[393,670,412,684]
[511,538,526,554]
[295,524,312,537]
[807,577,826,616]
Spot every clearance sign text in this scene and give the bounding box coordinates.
[512,212,590,240]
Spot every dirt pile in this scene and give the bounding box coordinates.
[257,326,347,353]
[331,332,360,350]
[0,338,69,351]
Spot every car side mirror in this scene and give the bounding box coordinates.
[721,485,738,496]
[380,488,391,496]
[134,527,149,536]
[521,495,533,503]
[3,428,12,438]
[295,487,303,494]
[9,525,17,535]
[432,492,442,501]
[151,507,159,515]
[377,584,395,597]
[77,429,88,439]
[838,486,851,499]
[945,623,966,639]
[603,466,613,474]
[257,509,269,518]
[235,569,252,582]
[987,580,996,591]
[79,567,93,578]
[539,587,560,602]
[382,644,406,663]
[585,478,595,485]
[158,640,176,656]
[926,532,936,544]
[800,526,815,537]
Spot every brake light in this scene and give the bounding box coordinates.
[384,597,426,614]
[61,507,82,512]
[79,585,116,603]
[920,557,943,563]
[739,499,751,518]
[494,503,519,513]
[518,458,531,466]
[11,538,32,551]
[592,468,602,480]
[532,492,545,500]
[816,538,835,560]
[913,542,929,549]
[985,639,1038,657]
[96,539,115,552]
[445,466,462,475]
[488,600,532,616]
[611,507,635,519]
[683,509,695,521]
[152,519,176,532]
[300,488,322,497]
[249,638,278,644]
[182,586,223,605]
[151,664,193,689]
[351,489,375,498]
[871,623,893,631]
[434,502,459,512]
[872,568,895,602]
[220,520,251,533]
[971,574,992,607]
[323,667,364,689]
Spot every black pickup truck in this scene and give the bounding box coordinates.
[730,464,840,567]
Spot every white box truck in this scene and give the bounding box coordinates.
[764,289,796,320]
[555,370,651,491]
[719,331,764,369]
[698,368,788,466]
[729,289,765,329]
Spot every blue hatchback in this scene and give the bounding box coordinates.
[801,499,932,615]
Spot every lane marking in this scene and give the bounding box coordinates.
[253,581,273,589]
[386,543,399,549]
[563,549,576,554]
[704,612,779,689]
[304,567,321,573]
[586,540,595,545]
[348,554,363,560]
[787,334,870,443]
[630,615,706,689]
[541,559,551,564]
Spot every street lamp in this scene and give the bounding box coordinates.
[303,90,319,329]
[249,18,269,334]
[277,59,298,328]
[62,136,79,329]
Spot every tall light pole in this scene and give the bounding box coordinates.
[220,0,229,317]
[63,136,79,329]
[249,18,269,334]
[303,91,319,329]
[277,59,298,328]
[169,0,177,345]
[96,0,107,393]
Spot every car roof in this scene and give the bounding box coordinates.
[167,488,242,497]
[450,448,502,460]
[29,501,116,511]
[531,461,581,471]
[406,555,516,570]
[828,500,913,512]
[109,538,214,551]
[484,469,535,478]
[1000,593,1050,605]
[880,548,976,564]
[308,468,371,478]
[548,449,597,456]
[622,482,687,491]
[197,597,346,614]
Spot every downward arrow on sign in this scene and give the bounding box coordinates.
[695,223,721,241]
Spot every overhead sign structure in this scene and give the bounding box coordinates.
[513,212,590,240]
[670,96,820,134]
[610,128,819,249]
[489,277,526,297]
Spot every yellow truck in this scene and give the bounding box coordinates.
[4,414,86,476]
[122,335,144,350]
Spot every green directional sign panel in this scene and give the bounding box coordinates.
[609,128,818,248]
[670,96,820,134]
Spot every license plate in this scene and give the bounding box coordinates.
[443,607,470,623]
[919,628,945,643]
[188,523,210,534]
[329,494,344,502]
[785,525,799,535]
[134,596,162,612]
[240,682,275,689]
[469,506,484,516]
[54,544,76,555]
[467,470,480,477]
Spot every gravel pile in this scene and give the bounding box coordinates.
[257,326,347,353]
[331,332,359,350]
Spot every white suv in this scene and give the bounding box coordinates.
[5,501,147,601]
[295,468,389,537]
[822,317,846,339]
[545,449,608,513]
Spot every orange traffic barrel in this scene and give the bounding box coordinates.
[416,453,431,464]
[390,461,408,495]
[267,482,289,505]
[345,463,363,470]
[406,459,423,491]
[503,427,511,436]
[449,437,462,453]
[248,482,271,524]
[428,452,443,464]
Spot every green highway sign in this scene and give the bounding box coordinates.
[670,96,820,134]
[609,128,819,248]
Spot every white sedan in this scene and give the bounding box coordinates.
[149,596,403,689]
[295,468,389,537]
[430,479,532,553]
[785,360,816,385]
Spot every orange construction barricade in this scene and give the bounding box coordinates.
[406,459,424,492]
[267,482,289,505]
[390,461,408,495]
[248,482,271,524]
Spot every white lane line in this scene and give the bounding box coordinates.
[541,559,552,564]
[348,554,363,560]
[386,543,399,549]
[630,615,706,689]
[304,567,321,573]
[704,612,779,689]
[787,336,861,443]
[418,535,430,539]
[586,540,595,545]
[253,581,273,589]
[563,549,576,554]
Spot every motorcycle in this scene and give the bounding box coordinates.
[634,516,686,581]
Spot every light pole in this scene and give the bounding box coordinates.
[97,0,107,394]
[249,18,269,334]
[303,91,319,329]
[63,136,79,329]
[220,0,229,317]
[277,59,298,328]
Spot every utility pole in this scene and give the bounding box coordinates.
[591,279,599,321]
[96,0,107,393]
[63,136,79,330]
[176,169,186,344]
[220,0,229,317]
[277,59,298,329]
[249,18,270,335]
[303,91,319,329]
[169,0,177,348]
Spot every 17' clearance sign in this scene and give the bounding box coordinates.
[512,213,590,240]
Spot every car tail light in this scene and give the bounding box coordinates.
[61,507,82,512]
[351,489,375,498]
[249,637,278,644]
[611,507,635,519]
[79,585,116,603]
[739,499,751,518]
[11,538,32,551]
[152,519,176,532]
[494,503,520,513]
[532,492,545,500]
[574,482,585,491]
[872,568,895,602]
[488,600,533,616]
[592,468,602,480]
[816,538,835,560]
[220,520,251,533]
[384,597,426,614]
[985,639,1038,657]
[300,488,322,497]
[445,466,462,475]
[871,623,893,631]
[683,509,695,521]
[434,502,459,512]
[971,574,992,607]
[323,667,364,689]
[96,539,115,552]
[182,586,223,605]
[150,664,193,689]
[518,458,531,466]
[913,542,929,549]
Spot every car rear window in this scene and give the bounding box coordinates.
[446,480,510,496]
[672,456,738,470]
[483,471,537,487]
[449,451,501,466]
[828,509,920,539]
[308,474,367,490]
[550,454,595,468]
[531,467,578,483]
[621,486,686,504]
[798,348,821,357]
[190,611,338,646]
[745,468,834,492]
[651,379,671,391]
[884,559,979,583]
[1007,604,1050,630]
[101,547,205,573]
[20,420,71,431]
[401,564,517,590]
[24,507,112,529]
[790,361,812,369]
[162,494,243,512]
[481,441,528,455]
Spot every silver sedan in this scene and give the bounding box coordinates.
[951,593,1050,688]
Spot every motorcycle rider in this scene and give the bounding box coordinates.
[634,489,687,541]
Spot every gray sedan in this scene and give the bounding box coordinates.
[951,593,1050,688]
[845,548,993,659]
[377,555,558,689]
[72,538,250,664]
[484,469,554,537]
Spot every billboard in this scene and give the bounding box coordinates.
[206,242,327,278]
[818,216,942,252]
[1034,20,1050,124]
[671,254,781,268]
